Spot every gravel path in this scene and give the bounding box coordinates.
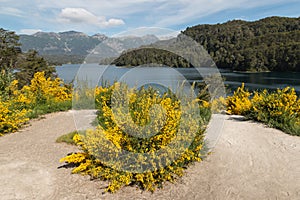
[0,111,299,200]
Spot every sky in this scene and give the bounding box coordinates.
[0,0,299,36]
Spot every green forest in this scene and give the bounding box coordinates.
[1,16,300,72]
[0,28,55,89]
[112,48,192,68]
[114,16,300,72]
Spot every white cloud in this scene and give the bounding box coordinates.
[36,0,163,16]
[59,8,98,24]
[0,0,298,34]
[153,0,289,26]
[19,29,42,35]
[0,7,24,17]
[58,7,125,27]
[47,0,292,28]
[104,18,125,26]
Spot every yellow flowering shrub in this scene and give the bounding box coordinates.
[225,84,300,136]
[0,99,29,135]
[0,79,30,135]
[23,71,72,104]
[249,87,300,135]
[19,72,72,118]
[226,83,252,115]
[200,97,226,113]
[0,71,72,135]
[61,83,211,193]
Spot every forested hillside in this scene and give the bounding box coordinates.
[112,47,192,68]
[114,17,299,72]
[184,16,300,71]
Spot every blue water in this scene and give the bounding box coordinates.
[56,64,300,94]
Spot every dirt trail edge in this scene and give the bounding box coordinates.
[0,111,299,200]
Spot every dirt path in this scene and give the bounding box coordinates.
[0,111,299,200]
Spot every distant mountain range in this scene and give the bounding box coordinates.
[19,16,300,71]
[19,31,160,65]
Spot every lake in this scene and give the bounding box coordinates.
[56,64,300,94]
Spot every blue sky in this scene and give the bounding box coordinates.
[0,0,299,36]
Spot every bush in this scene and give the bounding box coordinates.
[60,83,211,193]
[226,84,300,136]
[23,71,72,104]
[16,71,72,118]
[0,79,29,135]
[0,71,72,135]
[226,83,252,115]
[0,69,14,98]
[0,99,28,135]
[249,87,300,136]
[207,97,226,113]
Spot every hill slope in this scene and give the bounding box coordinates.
[184,16,300,71]
[113,17,300,71]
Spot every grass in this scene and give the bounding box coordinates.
[27,100,72,119]
[56,130,83,145]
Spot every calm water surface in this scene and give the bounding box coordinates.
[56,64,300,94]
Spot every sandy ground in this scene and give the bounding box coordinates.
[0,111,299,200]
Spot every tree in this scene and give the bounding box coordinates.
[184,16,300,72]
[0,29,21,95]
[0,28,20,70]
[0,28,57,90]
[15,50,56,87]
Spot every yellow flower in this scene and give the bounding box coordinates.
[226,83,252,115]
[60,82,208,193]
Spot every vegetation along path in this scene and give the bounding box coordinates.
[0,111,299,199]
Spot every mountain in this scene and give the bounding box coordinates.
[19,31,159,65]
[103,35,159,53]
[183,16,300,71]
[112,16,300,72]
